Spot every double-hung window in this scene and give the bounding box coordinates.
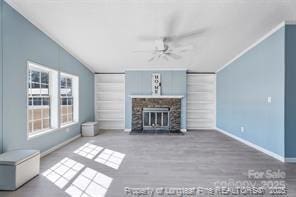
[28,62,58,136]
[60,76,73,125]
[28,69,50,133]
[60,73,79,126]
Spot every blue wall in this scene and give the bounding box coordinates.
[125,70,187,130]
[285,25,296,158]
[1,2,94,153]
[216,27,286,157]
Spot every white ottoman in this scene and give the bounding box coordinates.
[0,149,40,190]
[82,122,99,137]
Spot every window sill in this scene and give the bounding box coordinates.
[28,128,58,140]
[28,122,79,140]
[61,121,79,128]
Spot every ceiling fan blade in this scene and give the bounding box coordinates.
[167,53,182,60]
[139,12,180,42]
[175,45,195,52]
[133,50,155,53]
[138,35,162,41]
[148,55,157,62]
[166,28,206,43]
[164,11,180,38]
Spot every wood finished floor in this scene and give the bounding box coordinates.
[1,130,296,197]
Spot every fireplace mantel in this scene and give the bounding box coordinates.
[129,95,184,99]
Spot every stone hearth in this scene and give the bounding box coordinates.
[132,98,181,131]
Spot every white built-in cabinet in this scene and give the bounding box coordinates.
[186,74,216,129]
[95,74,125,129]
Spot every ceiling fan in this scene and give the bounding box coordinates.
[134,13,205,62]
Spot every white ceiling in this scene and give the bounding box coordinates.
[6,0,296,73]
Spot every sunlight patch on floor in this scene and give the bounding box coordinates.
[42,157,84,189]
[94,149,125,170]
[74,143,103,159]
[65,167,112,197]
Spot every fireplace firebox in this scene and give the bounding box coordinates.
[142,108,170,130]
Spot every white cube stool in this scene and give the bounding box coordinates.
[82,122,99,137]
[0,149,40,190]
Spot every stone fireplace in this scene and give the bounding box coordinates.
[131,96,182,132]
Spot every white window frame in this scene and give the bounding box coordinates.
[27,61,59,138]
[60,72,79,127]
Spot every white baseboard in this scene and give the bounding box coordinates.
[215,127,285,162]
[187,128,216,131]
[285,158,296,163]
[41,134,81,158]
[125,128,187,133]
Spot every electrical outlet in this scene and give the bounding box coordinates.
[241,126,245,133]
[267,96,272,104]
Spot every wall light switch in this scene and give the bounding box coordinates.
[267,97,272,104]
[241,126,245,133]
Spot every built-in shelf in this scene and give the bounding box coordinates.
[187,74,216,129]
[95,82,124,86]
[97,118,124,121]
[95,74,125,129]
[187,109,215,113]
[129,95,184,98]
[187,101,215,104]
[96,109,123,112]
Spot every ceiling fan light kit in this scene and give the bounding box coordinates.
[154,39,165,51]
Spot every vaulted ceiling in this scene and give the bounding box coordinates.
[6,0,296,72]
